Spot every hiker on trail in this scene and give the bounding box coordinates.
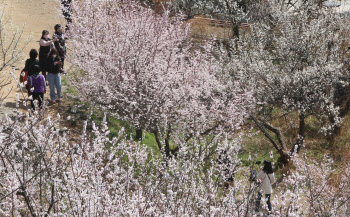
[20,49,39,85]
[47,49,62,103]
[27,65,46,110]
[39,30,57,82]
[61,0,72,31]
[24,49,39,77]
[53,24,66,73]
[255,160,276,216]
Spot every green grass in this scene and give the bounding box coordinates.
[62,71,348,182]
[61,76,78,96]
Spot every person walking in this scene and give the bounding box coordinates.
[27,65,46,110]
[39,30,57,82]
[21,49,39,86]
[24,49,39,77]
[47,49,62,103]
[255,160,276,216]
[53,24,66,73]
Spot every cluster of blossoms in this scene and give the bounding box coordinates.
[67,0,255,157]
[0,112,349,216]
[0,0,349,216]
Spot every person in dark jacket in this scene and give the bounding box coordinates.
[24,49,39,77]
[47,49,62,103]
[39,30,57,82]
[27,65,46,110]
[53,24,66,73]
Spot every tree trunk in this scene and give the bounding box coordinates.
[164,124,171,158]
[277,150,290,169]
[252,113,306,168]
[328,84,350,142]
[135,129,143,140]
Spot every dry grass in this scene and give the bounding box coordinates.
[331,115,350,163]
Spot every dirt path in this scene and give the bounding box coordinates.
[1,0,64,111]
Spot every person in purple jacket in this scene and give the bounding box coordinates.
[27,65,46,110]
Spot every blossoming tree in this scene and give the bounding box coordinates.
[0,108,349,216]
[67,0,255,157]
[226,1,350,166]
[0,7,31,104]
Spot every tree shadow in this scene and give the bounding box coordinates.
[4,101,19,109]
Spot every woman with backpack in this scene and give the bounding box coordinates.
[20,49,39,87]
[47,49,62,103]
[255,160,276,216]
[39,30,57,82]
[27,65,46,110]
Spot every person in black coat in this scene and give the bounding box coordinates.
[24,49,39,77]
[39,30,57,82]
[47,49,61,74]
[53,24,66,73]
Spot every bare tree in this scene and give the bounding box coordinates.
[0,6,31,104]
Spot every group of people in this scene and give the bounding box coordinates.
[22,24,67,110]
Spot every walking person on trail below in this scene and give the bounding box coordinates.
[27,65,46,110]
[255,160,276,216]
[39,30,57,83]
[53,24,66,73]
[47,49,62,103]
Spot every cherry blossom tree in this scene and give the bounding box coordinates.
[1,106,349,216]
[0,72,348,216]
[208,1,350,166]
[67,0,255,157]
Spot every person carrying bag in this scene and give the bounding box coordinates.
[255,160,276,216]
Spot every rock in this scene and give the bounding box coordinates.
[60,127,69,133]
[80,114,88,120]
[70,117,77,126]
[69,105,79,114]
[77,104,88,111]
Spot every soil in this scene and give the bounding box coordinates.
[0,0,85,137]
[0,0,64,109]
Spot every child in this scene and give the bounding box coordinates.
[27,65,46,110]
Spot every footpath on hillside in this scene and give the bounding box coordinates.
[0,0,63,112]
[0,0,89,139]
